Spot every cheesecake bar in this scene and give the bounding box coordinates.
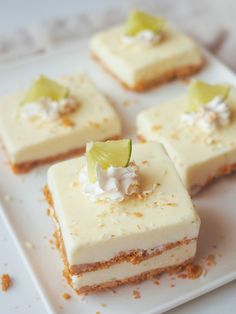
[137,85,236,195]
[0,75,121,173]
[90,14,203,92]
[45,142,200,294]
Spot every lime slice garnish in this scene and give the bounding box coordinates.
[21,75,69,105]
[125,10,165,37]
[188,80,230,112]
[86,139,132,183]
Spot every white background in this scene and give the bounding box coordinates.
[0,1,236,313]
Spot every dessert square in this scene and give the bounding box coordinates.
[0,74,121,173]
[45,142,200,294]
[137,86,236,195]
[91,23,203,92]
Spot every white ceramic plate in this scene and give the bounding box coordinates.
[0,40,236,314]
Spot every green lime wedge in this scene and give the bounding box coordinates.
[86,139,132,183]
[188,80,230,112]
[125,10,165,37]
[21,75,69,105]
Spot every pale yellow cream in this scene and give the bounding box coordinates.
[0,74,121,164]
[137,88,236,194]
[48,142,200,266]
[91,25,202,88]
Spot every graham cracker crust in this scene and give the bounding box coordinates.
[9,135,119,174]
[75,257,194,294]
[70,237,195,275]
[44,186,197,294]
[91,53,204,92]
[190,162,236,196]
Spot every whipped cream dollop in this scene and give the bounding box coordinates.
[123,30,162,45]
[182,96,231,133]
[20,97,78,121]
[79,163,141,203]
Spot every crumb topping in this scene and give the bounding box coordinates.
[133,212,143,218]
[206,254,216,267]
[177,263,203,279]
[60,116,75,128]
[89,121,100,128]
[132,289,141,299]
[1,274,12,291]
[62,293,71,300]
[152,124,162,132]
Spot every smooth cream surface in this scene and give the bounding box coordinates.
[91,25,202,87]
[137,89,236,193]
[48,142,200,265]
[0,75,121,163]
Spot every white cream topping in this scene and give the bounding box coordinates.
[79,163,140,203]
[123,30,162,45]
[20,97,78,121]
[182,96,231,133]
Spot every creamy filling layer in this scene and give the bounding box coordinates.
[91,25,202,88]
[71,240,196,289]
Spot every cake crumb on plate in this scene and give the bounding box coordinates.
[62,293,71,300]
[1,273,12,291]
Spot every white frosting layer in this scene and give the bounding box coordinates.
[137,88,236,194]
[123,30,162,45]
[47,143,200,265]
[0,75,121,163]
[182,96,231,133]
[72,240,196,289]
[21,97,78,121]
[79,163,140,203]
[91,25,202,88]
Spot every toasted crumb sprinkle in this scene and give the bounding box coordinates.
[153,280,160,285]
[186,264,203,279]
[165,202,177,206]
[1,274,12,291]
[170,131,180,140]
[132,289,141,299]
[177,262,204,280]
[89,121,100,128]
[62,293,71,300]
[142,160,149,165]
[152,124,162,132]
[133,212,143,218]
[206,254,216,267]
[96,312,101,314]
[61,116,75,128]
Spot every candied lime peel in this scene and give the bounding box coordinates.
[86,139,132,183]
[125,10,166,37]
[21,75,69,105]
[188,80,230,112]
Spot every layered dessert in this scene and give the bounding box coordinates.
[91,10,203,92]
[0,74,121,173]
[45,139,200,294]
[137,80,236,195]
